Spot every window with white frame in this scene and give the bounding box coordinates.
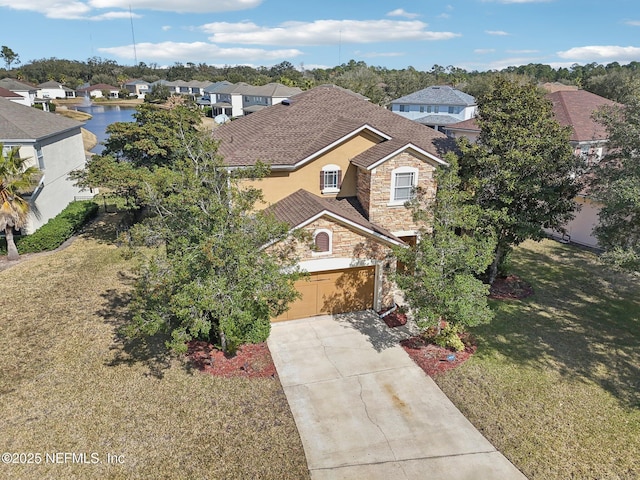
[320,164,341,193]
[36,146,45,169]
[390,167,418,204]
[313,229,332,254]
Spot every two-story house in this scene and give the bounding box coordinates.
[123,79,150,99]
[446,87,616,249]
[389,85,477,133]
[213,85,450,321]
[0,78,37,106]
[0,97,93,234]
[203,81,302,118]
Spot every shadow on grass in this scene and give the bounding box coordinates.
[80,208,136,246]
[473,240,640,409]
[96,277,173,379]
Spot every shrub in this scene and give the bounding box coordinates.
[422,323,467,352]
[1,201,98,255]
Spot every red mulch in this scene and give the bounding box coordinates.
[489,274,534,300]
[381,311,407,328]
[401,336,477,377]
[187,341,277,378]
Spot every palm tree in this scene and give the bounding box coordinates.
[0,144,39,260]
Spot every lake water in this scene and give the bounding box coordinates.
[73,104,136,154]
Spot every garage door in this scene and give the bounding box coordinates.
[273,266,375,322]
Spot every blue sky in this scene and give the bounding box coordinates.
[1,0,640,72]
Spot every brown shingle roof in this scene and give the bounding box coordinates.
[547,90,616,142]
[213,84,449,168]
[265,189,402,245]
[448,90,617,143]
[0,86,22,99]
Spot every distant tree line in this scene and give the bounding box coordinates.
[2,50,640,104]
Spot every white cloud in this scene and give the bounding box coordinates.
[89,0,262,13]
[386,9,420,19]
[557,45,640,62]
[200,20,460,46]
[98,41,302,63]
[0,0,261,19]
[161,25,171,31]
[438,13,451,19]
[485,30,509,36]
[91,11,141,20]
[624,20,640,26]
[474,49,496,54]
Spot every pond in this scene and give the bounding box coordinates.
[73,104,136,154]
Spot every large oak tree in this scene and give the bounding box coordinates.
[458,78,584,283]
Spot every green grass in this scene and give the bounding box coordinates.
[0,213,309,480]
[435,239,640,479]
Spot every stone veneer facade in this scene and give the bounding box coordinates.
[359,151,437,234]
[271,217,397,309]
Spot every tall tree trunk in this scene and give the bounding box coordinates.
[5,226,19,261]
[487,243,503,285]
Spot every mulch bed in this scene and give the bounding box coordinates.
[489,274,534,300]
[401,335,477,377]
[187,341,277,378]
[378,306,408,328]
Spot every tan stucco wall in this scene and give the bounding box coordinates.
[547,196,601,248]
[363,151,437,234]
[243,131,380,207]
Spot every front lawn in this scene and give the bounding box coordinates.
[0,213,309,480]
[434,239,640,479]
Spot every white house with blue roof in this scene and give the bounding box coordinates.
[388,85,477,132]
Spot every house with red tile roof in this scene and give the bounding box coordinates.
[213,85,451,320]
[446,88,616,249]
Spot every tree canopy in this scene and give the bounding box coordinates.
[395,153,496,333]
[74,104,303,354]
[591,97,640,271]
[458,78,584,283]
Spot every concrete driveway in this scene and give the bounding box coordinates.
[268,312,528,480]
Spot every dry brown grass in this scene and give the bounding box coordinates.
[0,213,309,479]
[435,239,640,479]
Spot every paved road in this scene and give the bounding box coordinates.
[268,312,528,480]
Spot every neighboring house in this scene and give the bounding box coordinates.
[0,86,30,107]
[123,79,150,99]
[77,83,119,99]
[389,85,477,132]
[213,85,450,321]
[202,81,302,118]
[0,97,93,234]
[0,78,37,106]
[446,88,617,249]
[38,81,77,99]
[152,79,213,97]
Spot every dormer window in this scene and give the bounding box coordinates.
[320,164,341,194]
[390,166,418,205]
